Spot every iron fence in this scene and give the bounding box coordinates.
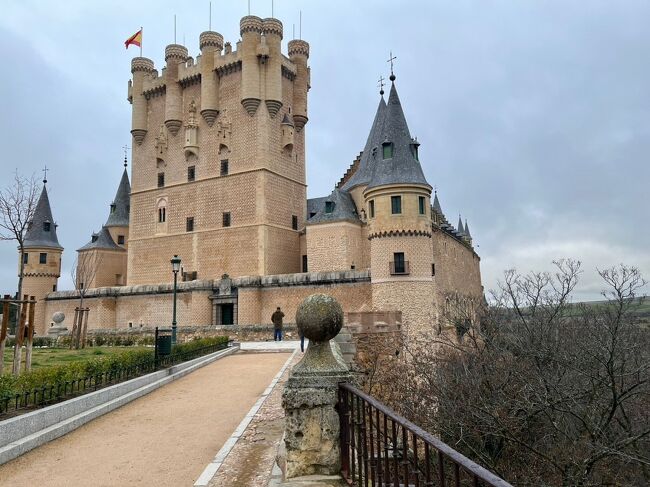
[0,341,228,417]
[339,383,513,487]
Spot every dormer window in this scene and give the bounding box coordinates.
[110,204,116,214]
[43,221,51,232]
[382,141,393,159]
[91,234,99,243]
[411,143,419,161]
[325,201,335,214]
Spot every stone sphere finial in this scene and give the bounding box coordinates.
[296,294,343,343]
[52,312,65,324]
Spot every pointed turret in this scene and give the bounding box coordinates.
[24,183,62,250]
[464,219,472,238]
[457,215,465,235]
[432,191,443,215]
[341,96,387,191]
[365,81,430,190]
[105,167,131,227]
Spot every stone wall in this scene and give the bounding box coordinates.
[305,221,366,273]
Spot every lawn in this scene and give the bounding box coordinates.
[2,346,149,373]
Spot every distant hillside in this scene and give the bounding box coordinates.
[572,296,650,325]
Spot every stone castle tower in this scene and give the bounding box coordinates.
[20,179,63,335]
[126,16,310,285]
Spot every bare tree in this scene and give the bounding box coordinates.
[367,261,650,486]
[0,171,39,302]
[70,251,102,348]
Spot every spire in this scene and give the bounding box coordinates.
[464,219,472,238]
[432,191,443,215]
[365,81,431,190]
[457,215,465,235]
[105,167,131,227]
[340,96,387,190]
[24,184,62,250]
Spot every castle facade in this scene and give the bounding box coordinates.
[21,15,482,337]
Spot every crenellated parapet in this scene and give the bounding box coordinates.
[199,30,224,50]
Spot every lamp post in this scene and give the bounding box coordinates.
[170,254,181,345]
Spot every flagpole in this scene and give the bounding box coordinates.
[140,26,142,57]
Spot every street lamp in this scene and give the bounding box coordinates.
[170,254,181,345]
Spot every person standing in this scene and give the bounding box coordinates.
[271,307,285,341]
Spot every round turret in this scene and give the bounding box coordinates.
[240,15,263,35]
[199,32,223,126]
[288,39,310,58]
[164,44,188,62]
[262,18,283,39]
[130,58,154,145]
[287,40,310,130]
[262,18,284,118]
[131,57,154,74]
[199,31,224,51]
[240,16,263,116]
[164,44,187,136]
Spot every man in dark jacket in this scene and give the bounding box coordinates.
[271,307,285,341]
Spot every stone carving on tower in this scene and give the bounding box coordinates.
[155,124,168,160]
[217,109,232,150]
[184,99,199,159]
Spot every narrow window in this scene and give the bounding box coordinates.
[80,282,84,290]
[186,217,194,232]
[392,252,406,274]
[419,196,426,215]
[39,252,47,264]
[292,215,298,230]
[23,253,28,264]
[432,263,436,276]
[302,255,308,272]
[117,235,125,245]
[369,200,375,218]
[52,284,57,292]
[43,221,51,232]
[220,159,229,176]
[411,144,419,161]
[391,195,402,215]
[223,212,231,227]
[187,166,195,182]
[382,142,393,159]
[158,207,166,223]
[110,204,116,214]
[157,172,165,188]
[325,201,334,213]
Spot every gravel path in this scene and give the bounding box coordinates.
[0,352,290,487]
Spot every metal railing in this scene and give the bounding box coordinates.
[339,383,512,487]
[0,341,228,417]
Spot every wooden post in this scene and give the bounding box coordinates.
[80,308,90,349]
[70,307,80,349]
[75,307,83,349]
[24,296,36,372]
[0,295,10,375]
[12,295,28,376]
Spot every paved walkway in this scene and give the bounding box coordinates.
[0,352,290,487]
[240,340,304,352]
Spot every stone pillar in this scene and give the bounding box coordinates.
[281,294,351,479]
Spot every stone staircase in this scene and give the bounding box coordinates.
[333,326,357,367]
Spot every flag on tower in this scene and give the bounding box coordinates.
[125,29,142,49]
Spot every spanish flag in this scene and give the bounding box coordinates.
[125,28,142,49]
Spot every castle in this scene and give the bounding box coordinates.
[20,14,482,337]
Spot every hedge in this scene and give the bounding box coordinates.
[0,336,229,401]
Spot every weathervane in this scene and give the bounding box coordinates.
[387,51,397,81]
[123,145,131,167]
[378,75,385,96]
[42,165,48,184]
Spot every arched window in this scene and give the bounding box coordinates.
[157,198,167,223]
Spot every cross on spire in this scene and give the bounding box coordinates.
[387,51,397,81]
[377,75,385,96]
[123,145,131,168]
[42,165,48,184]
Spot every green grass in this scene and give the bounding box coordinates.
[2,346,149,373]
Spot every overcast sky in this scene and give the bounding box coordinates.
[0,0,648,300]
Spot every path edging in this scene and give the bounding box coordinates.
[194,349,298,486]
[0,345,239,466]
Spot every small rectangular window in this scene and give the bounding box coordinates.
[52,284,57,292]
[302,255,308,272]
[157,172,165,188]
[223,212,231,227]
[220,159,229,176]
[432,263,436,276]
[369,200,375,218]
[186,217,194,232]
[419,196,425,215]
[292,215,298,230]
[391,252,407,275]
[382,142,393,159]
[23,253,28,264]
[117,235,125,245]
[187,166,195,182]
[43,222,51,232]
[39,252,47,264]
[391,195,402,215]
[325,201,334,213]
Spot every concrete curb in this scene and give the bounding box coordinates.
[194,349,298,487]
[0,345,239,466]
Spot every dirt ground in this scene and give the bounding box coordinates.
[0,352,290,487]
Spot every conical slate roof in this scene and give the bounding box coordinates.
[457,216,465,235]
[365,82,431,190]
[432,192,443,215]
[24,184,63,250]
[307,188,360,225]
[464,219,472,238]
[105,168,130,227]
[340,97,387,191]
[78,226,123,251]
